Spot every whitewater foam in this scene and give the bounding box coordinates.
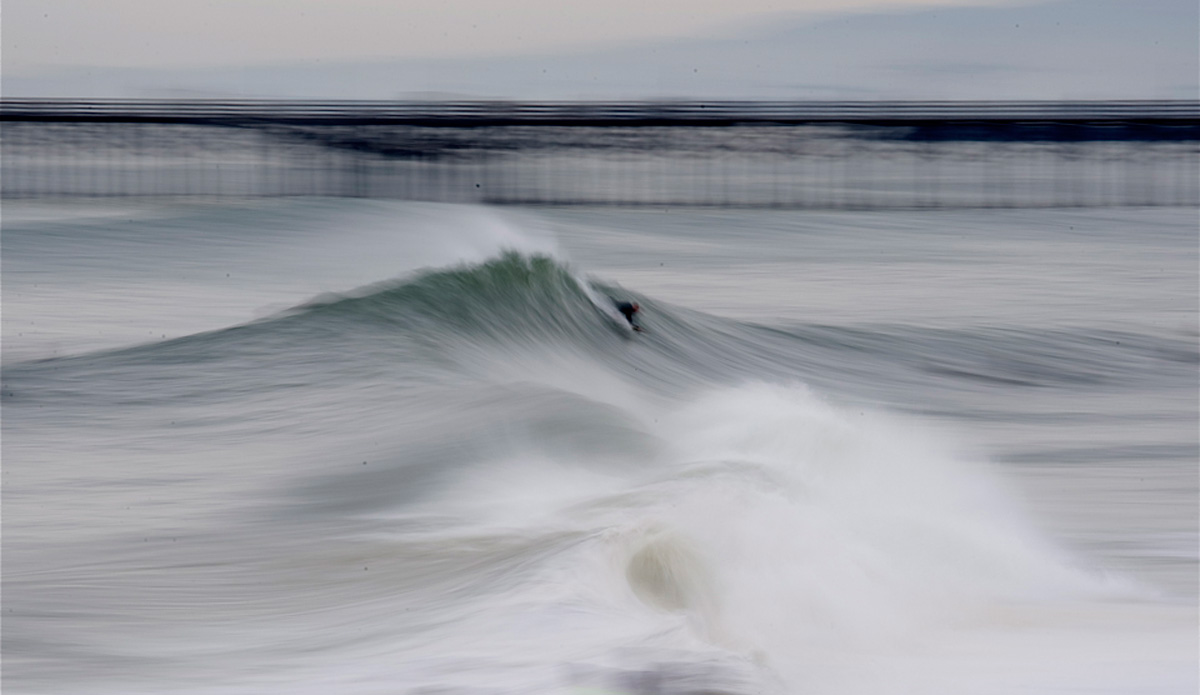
[540,381,1140,691]
[364,373,1142,692]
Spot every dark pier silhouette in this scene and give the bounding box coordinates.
[4,100,1197,206]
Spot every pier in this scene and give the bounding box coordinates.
[3,100,1197,207]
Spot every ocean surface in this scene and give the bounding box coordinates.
[3,199,1197,694]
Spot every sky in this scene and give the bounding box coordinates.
[2,0,1196,99]
[4,0,1018,71]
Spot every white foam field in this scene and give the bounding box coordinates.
[603,382,1171,693]
[24,339,1189,695]
[332,377,1191,694]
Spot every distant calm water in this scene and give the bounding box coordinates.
[3,199,1196,694]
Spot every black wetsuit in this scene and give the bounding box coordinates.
[614,301,640,328]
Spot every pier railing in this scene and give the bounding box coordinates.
[3,100,1197,207]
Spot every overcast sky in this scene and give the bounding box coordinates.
[3,0,1194,100]
[5,0,1020,71]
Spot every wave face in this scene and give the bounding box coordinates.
[10,248,1191,418]
[2,201,1196,695]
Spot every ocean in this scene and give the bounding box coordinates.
[2,198,1197,694]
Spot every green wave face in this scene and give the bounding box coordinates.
[289,252,634,344]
